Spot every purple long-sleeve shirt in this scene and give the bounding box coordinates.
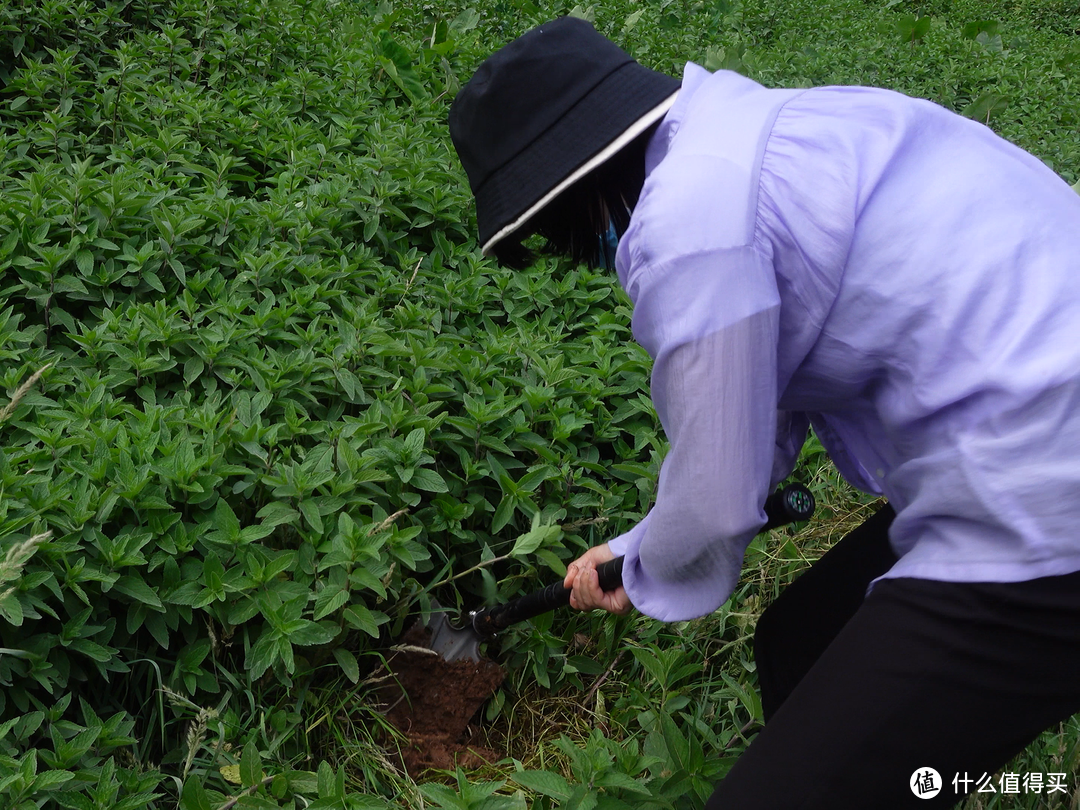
[605,63,1080,622]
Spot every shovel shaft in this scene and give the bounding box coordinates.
[470,482,815,637]
[471,557,623,637]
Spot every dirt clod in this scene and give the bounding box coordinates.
[379,623,505,776]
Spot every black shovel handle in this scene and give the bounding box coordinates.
[471,482,815,637]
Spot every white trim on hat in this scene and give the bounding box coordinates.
[480,90,680,256]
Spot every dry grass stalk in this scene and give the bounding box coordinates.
[0,532,51,600]
[561,516,609,533]
[405,258,423,291]
[367,508,409,536]
[388,643,438,656]
[159,685,201,711]
[0,363,53,424]
[182,706,219,781]
[395,259,425,307]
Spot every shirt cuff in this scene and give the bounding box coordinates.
[605,535,629,558]
[605,511,748,621]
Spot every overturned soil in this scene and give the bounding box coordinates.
[378,622,505,776]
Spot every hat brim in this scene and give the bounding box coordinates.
[476,62,679,256]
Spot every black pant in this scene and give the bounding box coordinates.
[706,505,1080,809]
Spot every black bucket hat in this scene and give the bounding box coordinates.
[449,17,680,255]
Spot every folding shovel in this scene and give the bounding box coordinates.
[425,483,815,663]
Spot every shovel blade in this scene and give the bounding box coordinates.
[425,604,482,663]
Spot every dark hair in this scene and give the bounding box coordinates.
[491,124,656,269]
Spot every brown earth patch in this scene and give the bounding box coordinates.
[378,623,505,776]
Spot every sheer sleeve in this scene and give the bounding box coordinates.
[607,246,783,621]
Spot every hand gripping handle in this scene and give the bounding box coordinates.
[470,482,815,637]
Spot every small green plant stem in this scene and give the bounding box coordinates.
[427,552,514,591]
[584,649,626,707]
[216,776,275,810]
[724,719,762,750]
[111,66,126,144]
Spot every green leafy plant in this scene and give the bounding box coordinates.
[878,13,932,47]
[420,768,525,810]
[511,731,657,810]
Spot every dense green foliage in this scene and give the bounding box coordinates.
[1,0,1078,807]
